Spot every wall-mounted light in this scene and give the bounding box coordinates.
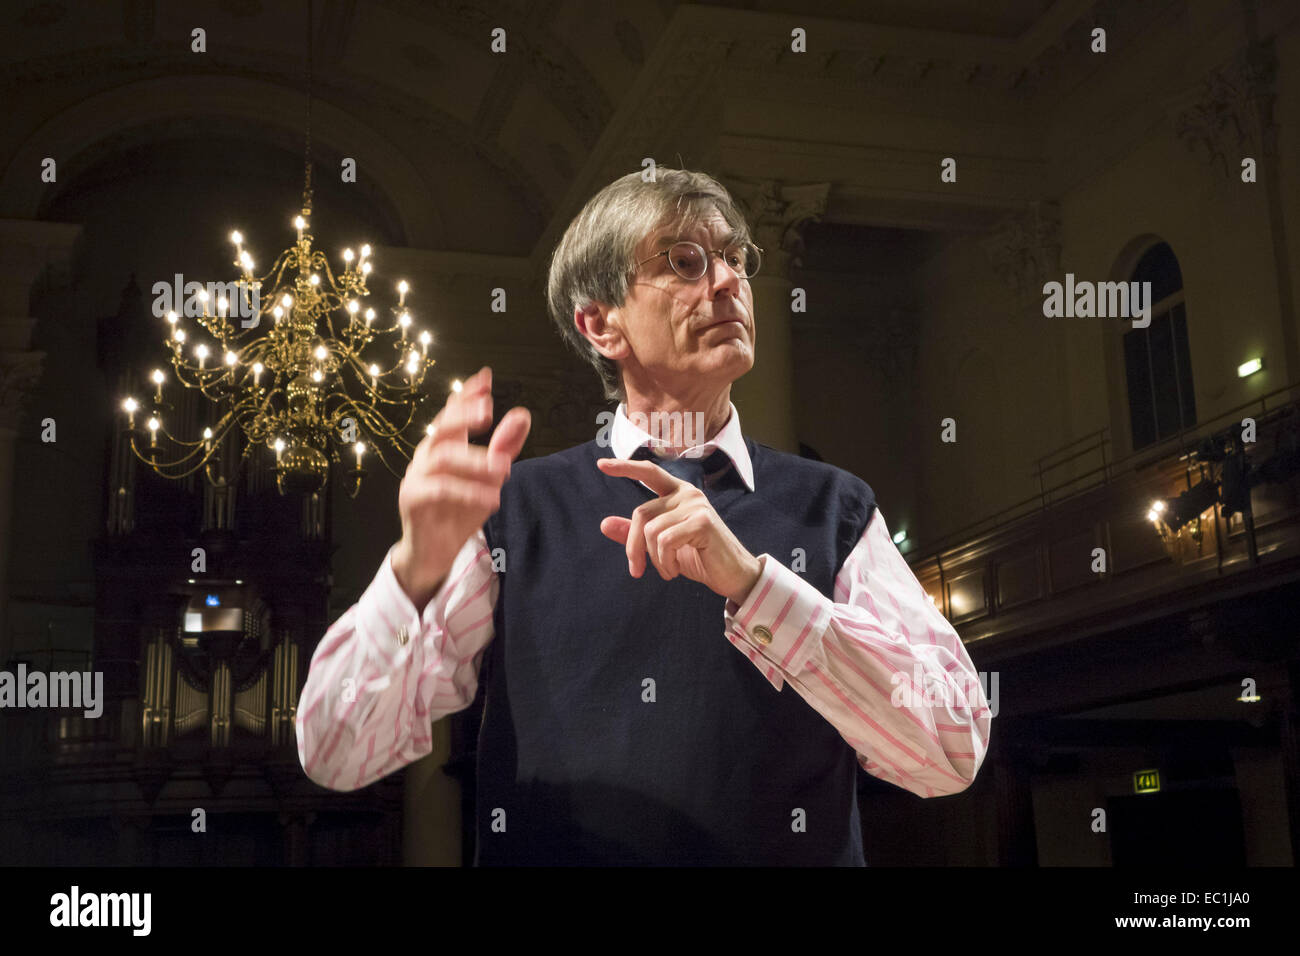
[1237,357,1263,378]
[1148,480,1219,533]
[892,529,907,546]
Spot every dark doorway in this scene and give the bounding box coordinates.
[1108,788,1246,866]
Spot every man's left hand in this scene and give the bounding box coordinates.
[596,457,762,604]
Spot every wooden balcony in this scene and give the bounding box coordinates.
[909,386,1300,668]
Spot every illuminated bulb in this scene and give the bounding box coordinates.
[198,289,209,302]
[166,311,178,325]
[426,422,435,436]
[152,370,165,386]
[311,369,323,382]
[240,252,254,271]
[347,300,359,314]
[314,345,328,361]
[309,273,320,286]
[343,248,354,263]
[281,293,293,308]
[272,306,283,321]
[364,308,375,324]
[398,280,409,294]
[194,343,208,360]
[224,350,237,366]
[174,328,186,343]
[360,244,372,257]
[203,427,213,441]
[230,230,243,244]
[274,437,284,462]
[399,312,412,329]
[419,330,431,346]
[294,216,305,230]
[217,297,228,316]
[354,441,366,466]
[360,261,372,275]
[122,397,138,414]
[147,416,159,432]
[451,379,462,393]
[368,363,380,377]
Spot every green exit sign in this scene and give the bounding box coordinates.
[1134,769,1161,793]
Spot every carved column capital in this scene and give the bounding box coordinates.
[981,202,1061,304]
[0,349,46,433]
[726,178,831,279]
[492,361,609,458]
[1175,42,1278,177]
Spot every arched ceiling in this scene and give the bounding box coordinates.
[0,0,1155,261]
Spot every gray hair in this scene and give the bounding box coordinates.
[545,167,754,403]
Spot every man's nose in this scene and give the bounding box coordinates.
[703,252,743,296]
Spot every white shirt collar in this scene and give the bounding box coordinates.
[608,401,755,492]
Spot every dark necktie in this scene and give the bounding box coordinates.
[630,444,737,491]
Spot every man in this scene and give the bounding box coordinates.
[296,168,991,865]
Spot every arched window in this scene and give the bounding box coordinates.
[1123,242,1195,450]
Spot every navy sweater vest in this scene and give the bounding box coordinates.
[476,435,876,865]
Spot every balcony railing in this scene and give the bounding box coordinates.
[909,382,1300,651]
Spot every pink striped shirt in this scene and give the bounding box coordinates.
[296,429,991,799]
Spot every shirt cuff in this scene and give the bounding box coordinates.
[353,546,433,672]
[723,553,832,684]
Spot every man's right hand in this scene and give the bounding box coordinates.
[391,365,531,608]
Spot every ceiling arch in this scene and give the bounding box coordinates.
[0,73,444,246]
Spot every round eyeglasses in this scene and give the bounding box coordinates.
[635,240,763,281]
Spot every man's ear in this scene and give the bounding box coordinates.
[575,302,629,362]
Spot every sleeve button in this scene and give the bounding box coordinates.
[751,625,773,646]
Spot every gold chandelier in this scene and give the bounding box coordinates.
[120,0,436,498]
[120,199,435,497]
